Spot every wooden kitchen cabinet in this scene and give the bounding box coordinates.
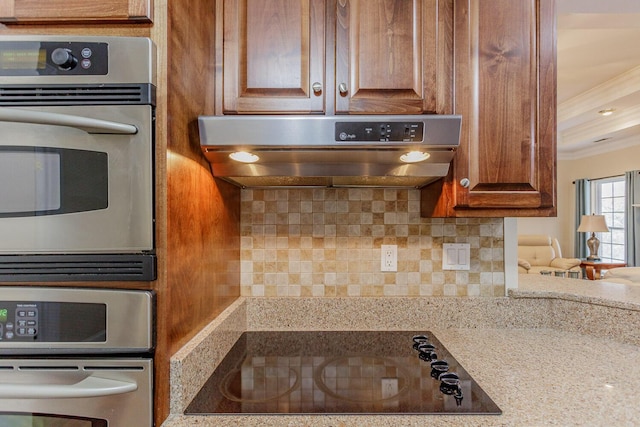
[335,0,453,114]
[0,0,152,23]
[421,0,557,217]
[218,0,453,115]
[220,0,326,114]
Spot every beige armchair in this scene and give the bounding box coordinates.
[517,234,582,275]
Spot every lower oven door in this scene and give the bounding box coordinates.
[0,358,152,427]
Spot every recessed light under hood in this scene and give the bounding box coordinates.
[199,115,461,188]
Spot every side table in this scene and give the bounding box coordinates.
[580,260,626,280]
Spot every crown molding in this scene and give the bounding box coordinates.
[557,65,640,126]
[559,102,640,145]
[558,131,640,160]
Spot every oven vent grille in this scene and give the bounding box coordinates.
[0,84,155,106]
[0,254,156,282]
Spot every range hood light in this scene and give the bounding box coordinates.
[229,151,259,163]
[400,151,430,163]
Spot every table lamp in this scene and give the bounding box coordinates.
[577,214,609,261]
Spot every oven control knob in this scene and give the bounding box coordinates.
[51,48,78,70]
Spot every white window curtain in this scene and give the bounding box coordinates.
[574,178,590,259]
[625,170,640,266]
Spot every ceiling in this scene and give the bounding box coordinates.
[557,0,640,158]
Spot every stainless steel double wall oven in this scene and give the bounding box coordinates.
[0,36,156,281]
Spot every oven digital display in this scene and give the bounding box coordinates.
[0,308,7,323]
[0,48,47,71]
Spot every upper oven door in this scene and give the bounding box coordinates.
[0,105,153,253]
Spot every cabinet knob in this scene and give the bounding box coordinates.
[311,82,322,94]
[338,83,348,95]
[460,178,470,188]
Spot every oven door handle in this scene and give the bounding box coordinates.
[0,376,138,399]
[0,107,138,135]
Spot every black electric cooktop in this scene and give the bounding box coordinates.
[186,331,501,415]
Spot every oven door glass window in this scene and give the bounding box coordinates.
[0,413,107,426]
[0,147,108,218]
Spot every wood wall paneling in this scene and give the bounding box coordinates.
[0,1,241,425]
[165,0,241,423]
[166,158,240,352]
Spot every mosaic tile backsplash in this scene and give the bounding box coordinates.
[240,188,505,297]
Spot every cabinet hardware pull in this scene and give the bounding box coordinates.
[338,83,348,95]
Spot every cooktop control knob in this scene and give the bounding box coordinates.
[51,48,78,70]
[412,334,429,350]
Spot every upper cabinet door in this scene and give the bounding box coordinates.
[335,0,453,114]
[0,0,152,23]
[423,0,556,217]
[456,0,556,213]
[222,0,326,114]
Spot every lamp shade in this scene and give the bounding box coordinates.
[577,214,609,233]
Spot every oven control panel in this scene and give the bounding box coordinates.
[0,301,106,343]
[0,303,38,340]
[0,41,108,76]
[0,287,154,355]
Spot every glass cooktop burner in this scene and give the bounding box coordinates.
[185,331,501,415]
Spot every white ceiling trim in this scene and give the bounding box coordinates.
[558,13,640,29]
[557,0,640,14]
[557,65,640,126]
[559,103,640,149]
[558,130,640,160]
[556,1,640,155]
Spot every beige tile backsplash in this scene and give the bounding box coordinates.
[240,188,505,297]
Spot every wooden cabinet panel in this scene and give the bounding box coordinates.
[221,0,326,114]
[422,0,556,217]
[220,0,452,115]
[0,0,152,23]
[335,0,452,114]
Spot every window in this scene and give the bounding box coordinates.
[592,176,626,262]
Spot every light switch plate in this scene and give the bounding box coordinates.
[442,243,470,270]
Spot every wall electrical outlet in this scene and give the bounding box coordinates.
[381,377,399,399]
[381,245,397,272]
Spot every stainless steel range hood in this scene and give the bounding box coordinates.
[199,115,461,188]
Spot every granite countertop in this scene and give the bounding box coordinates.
[162,276,640,427]
[514,273,640,310]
